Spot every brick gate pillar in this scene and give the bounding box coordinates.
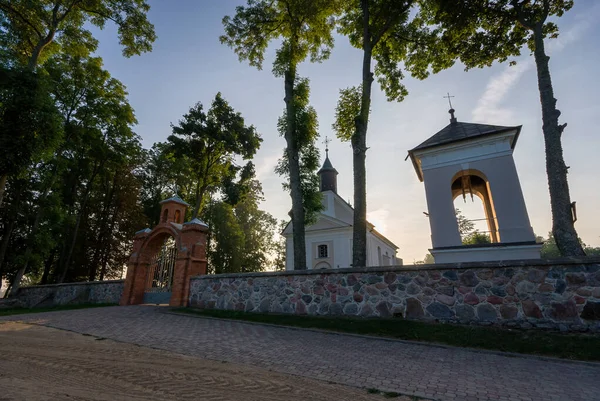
[170,218,208,307]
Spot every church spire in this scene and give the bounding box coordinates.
[318,136,338,193]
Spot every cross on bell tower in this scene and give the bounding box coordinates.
[444,92,457,124]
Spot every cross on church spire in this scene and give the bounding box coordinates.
[323,136,331,157]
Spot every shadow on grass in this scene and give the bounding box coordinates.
[0,303,117,317]
[174,308,600,362]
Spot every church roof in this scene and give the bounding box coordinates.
[318,156,338,174]
[159,194,190,206]
[410,121,521,152]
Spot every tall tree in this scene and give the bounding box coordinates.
[221,0,340,270]
[167,93,262,218]
[334,0,452,267]
[425,0,585,257]
[0,0,156,206]
[274,77,323,227]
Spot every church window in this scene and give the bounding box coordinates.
[318,244,328,258]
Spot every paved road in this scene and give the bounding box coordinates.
[2,306,599,401]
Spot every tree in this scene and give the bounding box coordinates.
[5,53,145,291]
[462,231,491,245]
[455,208,475,236]
[0,0,156,206]
[334,0,453,267]
[425,0,585,257]
[221,0,340,270]
[0,0,156,69]
[539,232,600,259]
[167,93,262,218]
[0,67,62,208]
[205,181,280,274]
[274,77,323,226]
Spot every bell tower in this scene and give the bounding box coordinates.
[408,106,541,263]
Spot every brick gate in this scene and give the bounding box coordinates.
[120,195,208,307]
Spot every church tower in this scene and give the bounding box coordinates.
[318,138,338,193]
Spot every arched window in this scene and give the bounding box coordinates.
[162,209,168,223]
[318,244,328,258]
[174,210,181,224]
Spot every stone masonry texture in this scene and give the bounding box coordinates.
[15,280,124,308]
[189,258,600,332]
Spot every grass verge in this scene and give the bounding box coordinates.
[0,303,117,317]
[174,308,600,362]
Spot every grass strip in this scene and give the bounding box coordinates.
[174,308,600,362]
[0,303,117,317]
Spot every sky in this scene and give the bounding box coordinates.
[91,1,600,264]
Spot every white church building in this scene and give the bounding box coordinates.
[283,151,400,270]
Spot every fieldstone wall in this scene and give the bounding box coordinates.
[189,258,600,332]
[14,280,124,308]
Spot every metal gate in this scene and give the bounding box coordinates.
[143,237,177,304]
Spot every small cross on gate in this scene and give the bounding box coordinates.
[443,92,455,109]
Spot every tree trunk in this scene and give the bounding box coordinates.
[0,174,8,208]
[352,0,374,268]
[8,208,44,296]
[284,65,307,270]
[0,217,15,275]
[532,26,585,257]
[40,248,57,284]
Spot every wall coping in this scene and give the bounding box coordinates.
[19,279,125,290]
[193,257,600,280]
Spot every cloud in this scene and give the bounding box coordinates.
[254,153,280,180]
[471,5,597,123]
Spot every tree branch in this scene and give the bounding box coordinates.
[0,1,43,38]
[511,0,535,30]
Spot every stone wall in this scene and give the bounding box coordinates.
[188,258,600,332]
[14,280,124,308]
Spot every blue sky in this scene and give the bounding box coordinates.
[91,1,600,263]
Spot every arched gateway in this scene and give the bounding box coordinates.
[120,195,208,306]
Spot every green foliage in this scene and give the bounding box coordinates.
[206,181,281,274]
[167,93,262,217]
[332,86,361,142]
[274,77,323,225]
[455,208,475,236]
[0,53,146,285]
[220,0,340,76]
[0,66,62,177]
[462,231,491,245]
[0,0,156,67]
[423,0,573,70]
[539,232,600,259]
[338,0,454,102]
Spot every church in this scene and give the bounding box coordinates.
[283,148,400,270]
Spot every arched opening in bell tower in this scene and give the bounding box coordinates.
[451,169,499,244]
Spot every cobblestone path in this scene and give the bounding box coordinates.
[2,305,598,401]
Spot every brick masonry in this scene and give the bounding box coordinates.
[189,258,600,332]
[14,280,124,308]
